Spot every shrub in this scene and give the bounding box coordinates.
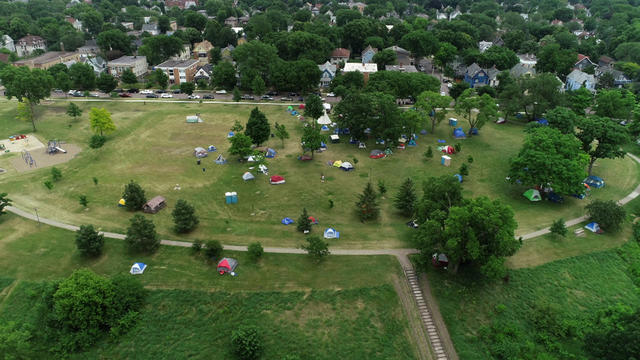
[301,235,330,262]
[424,146,433,160]
[89,134,106,148]
[231,325,263,360]
[192,239,203,253]
[92,177,98,185]
[51,167,62,182]
[468,155,474,163]
[550,218,567,237]
[79,195,88,208]
[44,180,53,190]
[75,224,104,257]
[377,180,387,196]
[247,242,264,262]
[458,163,469,176]
[205,240,223,260]
[454,143,462,152]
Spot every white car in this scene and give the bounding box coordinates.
[188,94,201,99]
[140,89,153,94]
[160,93,173,98]
[326,92,336,97]
[215,89,227,94]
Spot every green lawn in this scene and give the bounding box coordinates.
[0,99,637,249]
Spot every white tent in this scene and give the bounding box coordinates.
[317,110,332,125]
[324,228,340,239]
[247,155,256,162]
[330,134,340,143]
[242,172,255,181]
[323,103,331,111]
[340,161,354,171]
[130,262,147,275]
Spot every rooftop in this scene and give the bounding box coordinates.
[108,55,146,64]
[156,59,199,68]
[14,51,77,65]
[343,62,378,72]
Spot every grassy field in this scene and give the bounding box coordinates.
[0,214,419,359]
[0,99,637,249]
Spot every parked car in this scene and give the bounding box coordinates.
[140,89,153,95]
[155,90,166,93]
[203,94,214,99]
[215,89,227,94]
[261,95,274,100]
[241,95,254,100]
[280,97,292,101]
[188,94,200,99]
[128,88,139,93]
[288,92,298,97]
[72,92,84,97]
[327,92,336,97]
[173,89,181,94]
[146,94,158,98]
[160,93,173,98]
[88,93,100,97]
[119,93,132,97]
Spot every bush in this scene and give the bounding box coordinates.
[231,325,263,360]
[550,218,568,237]
[586,200,626,232]
[75,224,104,257]
[44,180,54,190]
[205,240,223,260]
[247,242,264,262]
[191,239,203,253]
[458,163,469,176]
[424,146,433,160]
[92,177,98,185]
[79,195,88,208]
[468,155,474,163]
[454,143,462,152]
[89,134,106,148]
[377,180,387,196]
[51,167,62,182]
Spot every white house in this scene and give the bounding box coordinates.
[15,35,46,57]
[566,69,596,92]
[342,62,377,82]
[107,55,148,78]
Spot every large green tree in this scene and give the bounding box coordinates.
[416,91,453,132]
[245,107,270,146]
[96,73,118,94]
[536,44,577,79]
[304,94,324,121]
[212,61,237,90]
[68,63,96,91]
[125,214,160,253]
[300,123,325,158]
[75,224,104,257]
[355,182,379,222]
[138,35,185,65]
[394,178,418,217]
[122,180,147,211]
[0,66,54,131]
[575,116,629,175]
[455,89,497,136]
[594,89,636,120]
[172,199,199,233]
[546,107,578,134]
[228,133,254,159]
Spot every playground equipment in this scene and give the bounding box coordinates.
[47,140,66,154]
[22,150,36,167]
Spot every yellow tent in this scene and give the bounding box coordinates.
[119,198,126,206]
[333,160,342,167]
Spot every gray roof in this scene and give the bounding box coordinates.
[465,63,483,76]
[385,65,418,72]
[384,46,410,55]
[510,63,536,78]
[567,69,595,85]
[108,55,145,65]
[156,59,199,68]
[142,23,158,31]
[486,67,500,80]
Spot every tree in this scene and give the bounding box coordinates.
[575,116,628,175]
[459,163,469,176]
[212,61,237,90]
[228,133,253,159]
[245,107,270,146]
[546,107,577,134]
[233,87,241,101]
[301,235,330,262]
[75,224,104,257]
[416,91,453,132]
[567,87,593,115]
[151,69,168,90]
[231,325,263,360]
[51,167,62,182]
[121,69,137,85]
[0,321,31,359]
[89,107,116,136]
[79,195,88,208]
[449,82,470,100]
[304,94,324,121]
[68,63,96,91]
[550,218,567,237]
[586,306,640,360]
[66,103,82,122]
[355,182,379,222]
[274,122,289,148]
[172,199,199,233]
[248,242,264,262]
[300,124,324,159]
[536,44,576,79]
[97,29,133,58]
[455,89,496,136]
[158,15,171,34]
[479,46,519,70]
[400,30,439,58]
[434,42,458,70]
[96,73,118,94]
[125,214,160,253]
[594,89,636,120]
[0,193,12,216]
[179,82,196,95]
[508,127,588,196]
[297,208,312,233]
[522,73,563,120]
[586,200,626,232]
[209,47,221,65]
[250,75,265,96]
[0,66,54,131]
[372,49,397,69]
[394,178,417,217]
[424,146,433,160]
[378,180,387,196]
[204,240,223,260]
[413,175,463,224]
[122,180,147,211]
[138,35,185,65]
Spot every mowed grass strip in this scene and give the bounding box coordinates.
[0,100,637,248]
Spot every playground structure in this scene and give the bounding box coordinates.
[47,140,67,155]
[22,150,36,168]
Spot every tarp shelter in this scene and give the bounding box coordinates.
[265,148,277,158]
[441,155,451,166]
[398,137,407,143]
[340,162,354,171]
[324,228,340,239]
[333,160,343,167]
[217,258,238,274]
[321,125,330,131]
[448,118,458,126]
[186,115,203,123]
[585,222,603,234]
[227,131,235,138]
[281,217,294,225]
[584,176,605,189]
[208,145,217,152]
[431,253,449,267]
[270,175,286,184]
[523,189,541,201]
[242,172,255,181]
[194,147,208,158]
[130,262,147,275]
[454,174,463,182]
[320,142,327,148]
[143,196,166,214]
[453,127,466,139]
[370,149,385,159]
[215,154,227,164]
[330,134,340,143]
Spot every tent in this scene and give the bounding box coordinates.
[547,192,563,203]
[330,134,340,143]
[454,174,463,182]
[186,115,202,123]
[358,142,366,148]
[308,216,318,224]
[320,142,327,149]
[585,222,603,234]
[291,110,298,116]
[384,148,393,155]
[340,161,354,171]
[420,129,428,135]
[332,160,343,167]
[130,262,147,275]
[299,104,305,109]
[118,198,126,207]
[321,125,330,131]
[194,147,208,158]
[215,154,227,164]
[270,175,286,184]
[281,217,294,225]
[469,128,479,135]
[247,155,256,162]
[242,172,255,181]
[440,145,455,154]
[453,127,466,139]
[408,139,416,146]
[227,131,235,138]
[287,106,293,111]
[537,118,549,126]
[208,145,217,152]
[431,253,449,267]
[369,149,385,159]
[496,117,506,124]
[265,148,277,158]
[584,176,605,189]
[217,257,238,275]
[323,103,331,111]
[317,112,332,125]
[143,196,166,214]
[523,189,541,201]
[298,154,312,161]
[324,228,340,239]
[258,164,268,174]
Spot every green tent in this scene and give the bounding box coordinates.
[523,189,541,201]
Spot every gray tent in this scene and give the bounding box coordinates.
[242,172,255,181]
[217,257,238,274]
[215,154,227,164]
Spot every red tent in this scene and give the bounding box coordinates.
[441,145,455,154]
[270,175,286,185]
[299,104,305,109]
[217,257,238,275]
[308,216,318,224]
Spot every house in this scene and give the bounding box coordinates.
[517,53,537,67]
[330,48,350,65]
[192,40,214,64]
[551,19,564,26]
[170,21,178,31]
[566,69,596,92]
[385,65,418,72]
[121,22,134,30]
[348,1,366,13]
[142,23,159,36]
[574,54,596,71]
[598,55,614,68]
[13,51,81,70]
[597,68,632,88]
[463,63,487,88]
[194,64,213,82]
[171,44,191,60]
[361,45,377,64]
[384,46,412,65]
[221,45,234,62]
[510,63,536,78]
[80,55,107,75]
[155,58,199,85]
[165,0,198,9]
[238,16,250,25]
[1,35,15,53]
[479,41,493,53]
[342,62,377,82]
[15,35,46,57]
[65,16,83,31]
[520,13,529,20]
[143,196,166,214]
[77,39,99,55]
[225,16,238,27]
[318,61,337,87]
[107,55,148,77]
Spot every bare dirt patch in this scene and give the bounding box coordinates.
[11,143,82,172]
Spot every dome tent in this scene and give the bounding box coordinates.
[130,262,147,275]
[217,258,238,275]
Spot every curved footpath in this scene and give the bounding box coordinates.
[6,152,640,360]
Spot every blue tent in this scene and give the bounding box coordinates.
[208,145,217,152]
[453,128,466,139]
[454,174,463,182]
[585,222,603,233]
[320,141,327,148]
[265,148,277,158]
[537,118,549,126]
[584,176,605,188]
[281,217,294,225]
[321,125,330,131]
[324,228,340,239]
[291,110,298,115]
[342,128,350,134]
[547,192,563,203]
[408,139,417,146]
[469,128,479,135]
[437,139,446,143]
[349,137,358,144]
[130,262,147,275]
[420,129,428,135]
[227,131,234,138]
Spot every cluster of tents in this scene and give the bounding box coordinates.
[522,176,605,203]
[280,217,339,238]
[331,160,354,171]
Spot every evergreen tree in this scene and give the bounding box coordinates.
[245,107,270,146]
[122,180,147,211]
[297,207,312,233]
[355,182,379,222]
[125,214,160,253]
[394,178,417,217]
[459,163,469,176]
[424,146,433,160]
[378,180,387,196]
[172,199,199,233]
[301,235,330,262]
[75,224,104,257]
